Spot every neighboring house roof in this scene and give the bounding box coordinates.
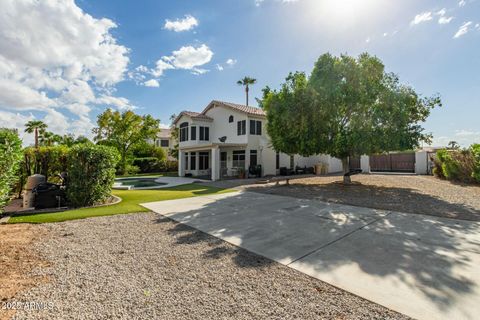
[203,100,266,117]
[173,100,265,125]
[157,128,171,139]
[173,111,214,124]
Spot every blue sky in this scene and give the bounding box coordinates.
[0,0,479,146]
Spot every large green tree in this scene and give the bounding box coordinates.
[260,53,441,184]
[93,109,160,174]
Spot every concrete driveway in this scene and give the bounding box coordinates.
[142,191,480,320]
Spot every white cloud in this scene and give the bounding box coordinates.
[459,0,466,7]
[216,58,237,71]
[165,44,213,69]
[226,58,237,66]
[0,0,131,140]
[432,130,480,147]
[164,15,198,32]
[191,68,209,75]
[435,8,453,24]
[436,8,446,16]
[439,16,454,24]
[453,21,472,38]
[143,79,160,87]
[411,12,433,25]
[159,123,170,129]
[96,95,134,110]
[131,44,213,85]
[152,60,175,77]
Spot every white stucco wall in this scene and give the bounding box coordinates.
[415,151,428,175]
[204,106,250,145]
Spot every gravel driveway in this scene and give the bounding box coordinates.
[244,174,480,221]
[12,213,407,320]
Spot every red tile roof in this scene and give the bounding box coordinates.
[173,100,265,125]
[206,100,266,116]
[173,111,214,124]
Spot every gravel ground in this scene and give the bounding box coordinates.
[0,224,49,320]
[244,174,480,221]
[12,213,408,320]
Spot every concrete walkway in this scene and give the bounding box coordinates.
[141,191,480,320]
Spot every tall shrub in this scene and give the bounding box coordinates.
[435,148,477,183]
[472,144,480,183]
[22,146,69,180]
[0,129,23,212]
[67,144,119,207]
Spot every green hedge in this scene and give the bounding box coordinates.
[132,158,178,173]
[472,144,480,183]
[0,129,23,212]
[434,145,479,183]
[67,144,120,207]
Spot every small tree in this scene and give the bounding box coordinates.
[261,53,442,184]
[0,129,23,212]
[93,109,160,174]
[66,144,119,207]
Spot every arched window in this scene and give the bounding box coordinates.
[179,122,189,142]
[229,115,234,123]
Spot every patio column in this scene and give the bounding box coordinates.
[178,151,185,177]
[211,147,220,181]
[195,151,200,175]
[245,149,250,175]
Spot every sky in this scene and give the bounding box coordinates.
[0,0,479,147]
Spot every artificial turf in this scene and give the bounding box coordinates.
[8,184,231,224]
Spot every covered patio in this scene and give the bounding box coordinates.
[179,143,261,181]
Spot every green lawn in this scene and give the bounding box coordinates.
[8,184,231,224]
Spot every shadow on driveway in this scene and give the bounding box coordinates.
[247,181,480,221]
[146,190,480,319]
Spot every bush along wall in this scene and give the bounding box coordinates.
[472,144,480,183]
[67,144,120,207]
[0,129,23,212]
[434,145,480,184]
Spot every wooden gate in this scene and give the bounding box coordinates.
[349,156,361,170]
[370,153,415,173]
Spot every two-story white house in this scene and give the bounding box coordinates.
[174,100,342,180]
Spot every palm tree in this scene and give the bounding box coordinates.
[39,131,54,146]
[237,76,257,106]
[24,120,47,148]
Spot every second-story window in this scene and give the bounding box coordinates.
[249,120,262,135]
[191,126,197,140]
[229,115,234,123]
[199,126,209,141]
[160,139,169,147]
[237,120,246,135]
[179,122,189,142]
